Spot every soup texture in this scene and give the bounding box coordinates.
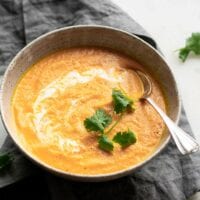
[12,47,166,174]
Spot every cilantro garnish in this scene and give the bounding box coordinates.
[84,109,112,133]
[179,32,200,62]
[113,130,137,148]
[83,89,137,152]
[98,135,114,152]
[112,89,134,114]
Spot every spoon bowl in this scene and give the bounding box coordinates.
[134,69,152,99]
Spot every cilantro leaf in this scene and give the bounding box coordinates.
[179,32,200,62]
[98,135,114,152]
[84,109,112,133]
[112,89,134,114]
[113,129,137,148]
[179,48,190,62]
[0,152,12,171]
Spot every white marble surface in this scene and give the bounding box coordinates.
[112,0,200,142]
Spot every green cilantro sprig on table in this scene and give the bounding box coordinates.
[0,152,12,171]
[83,88,137,152]
[179,32,200,62]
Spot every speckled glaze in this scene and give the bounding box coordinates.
[0,25,180,182]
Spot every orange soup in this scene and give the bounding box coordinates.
[12,47,166,174]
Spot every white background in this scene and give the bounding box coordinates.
[112,0,200,143]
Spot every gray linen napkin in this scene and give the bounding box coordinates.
[0,0,200,199]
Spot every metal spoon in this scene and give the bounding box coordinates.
[134,69,199,155]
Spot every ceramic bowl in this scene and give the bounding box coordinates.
[0,25,180,181]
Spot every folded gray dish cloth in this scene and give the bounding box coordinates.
[0,0,200,199]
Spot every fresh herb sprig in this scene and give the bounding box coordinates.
[84,109,114,152]
[98,135,114,152]
[84,88,137,152]
[112,89,134,114]
[113,129,137,148]
[84,109,112,134]
[179,32,200,62]
[0,152,12,171]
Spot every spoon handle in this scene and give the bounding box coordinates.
[146,97,200,155]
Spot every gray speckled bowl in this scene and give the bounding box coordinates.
[0,25,180,182]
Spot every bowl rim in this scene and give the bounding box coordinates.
[0,25,181,181]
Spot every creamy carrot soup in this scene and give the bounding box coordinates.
[12,47,166,174]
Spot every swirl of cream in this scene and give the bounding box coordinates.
[33,68,123,153]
